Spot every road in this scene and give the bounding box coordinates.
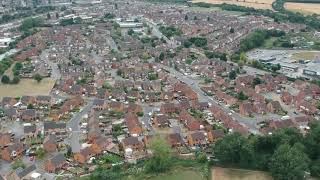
[0,49,18,61]
[158,63,260,134]
[40,50,61,80]
[141,105,156,136]
[67,100,94,153]
[143,18,178,49]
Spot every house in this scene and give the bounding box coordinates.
[23,124,37,139]
[253,102,267,114]
[44,153,66,173]
[187,131,207,146]
[267,101,282,113]
[166,133,184,147]
[74,147,94,164]
[21,96,36,106]
[43,134,57,152]
[239,102,254,116]
[2,142,24,161]
[126,103,143,114]
[297,101,318,115]
[36,96,52,106]
[5,108,18,120]
[122,137,144,151]
[185,119,202,131]
[207,129,225,142]
[109,101,124,112]
[269,119,295,130]
[6,164,37,180]
[93,99,106,110]
[125,113,143,136]
[43,121,67,138]
[91,137,113,155]
[153,115,170,128]
[21,109,37,121]
[2,97,17,108]
[160,103,176,114]
[281,91,293,105]
[0,133,11,147]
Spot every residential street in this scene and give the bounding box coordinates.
[158,63,260,134]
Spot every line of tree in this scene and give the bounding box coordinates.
[212,122,320,179]
[159,25,182,38]
[239,29,285,52]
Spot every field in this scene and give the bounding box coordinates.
[212,167,272,180]
[291,51,319,61]
[192,0,275,10]
[128,168,204,180]
[0,78,55,99]
[284,2,320,14]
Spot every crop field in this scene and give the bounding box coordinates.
[192,0,275,10]
[0,78,55,99]
[212,167,272,180]
[284,2,320,14]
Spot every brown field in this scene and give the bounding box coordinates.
[0,78,55,99]
[192,0,275,10]
[291,51,320,62]
[284,2,320,14]
[212,167,273,180]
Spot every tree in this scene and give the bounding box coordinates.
[240,52,247,63]
[127,29,134,36]
[33,74,43,83]
[228,70,237,80]
[27,104,34,109]
[271,64,281,72]
[11,76,20,84]
[145,137,172,173]
[213,133,254,166]
[270,143,310,180]
[253,77,262,87]
[11,160,25,170]
[36,148,45,159]
[1,75,10,84]
[47,13,51,19]
[159,52,165,61]
[238,91,248,100]
[230,27,235,33]
[184,14,188,20]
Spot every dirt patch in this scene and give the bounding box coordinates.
[212,167,273,180]
[284,2,320,14]
[192,0,275,10]
[0,78,55,99]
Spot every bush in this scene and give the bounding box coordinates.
[1,75,10,84]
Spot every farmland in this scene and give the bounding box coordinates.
[212,167,272,180]
[0,78,55,99]
[192,0,275,10]
[284,2,320,14]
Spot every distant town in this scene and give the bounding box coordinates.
[0,0,319,180]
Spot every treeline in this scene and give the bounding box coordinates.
[148,0,187,3]
[239,29,285,52]
[192,2,320,30]
[0,6,55,25]
[213,122,320,179]
[159,26,182,38]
